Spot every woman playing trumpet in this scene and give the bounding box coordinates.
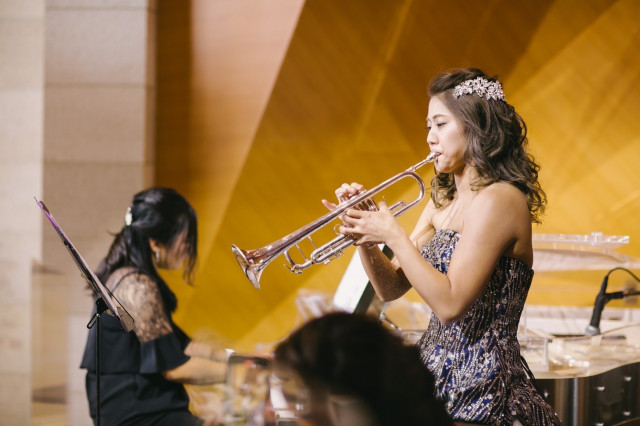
[323,68,561,425]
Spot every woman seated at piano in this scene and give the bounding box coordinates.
[81,187,226,426]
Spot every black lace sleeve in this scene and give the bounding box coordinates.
[112,272,174,343]
[110,271,191,372]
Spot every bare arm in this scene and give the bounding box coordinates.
[343,183,531,324]
[163,341,228,384]
[185,341,230,363]
[162,357,226,385]
[356,244,408,301]
[356,199,437,301]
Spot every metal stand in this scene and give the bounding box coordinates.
[36,199,135,426]
[87,297,109,426]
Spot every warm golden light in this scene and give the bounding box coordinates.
[156,0,640,352]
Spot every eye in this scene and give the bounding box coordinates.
[436,122,446,127]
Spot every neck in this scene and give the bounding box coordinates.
[453,165,477,196]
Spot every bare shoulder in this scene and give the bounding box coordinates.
[471,182,528,217]
[465,182,531,245]
[466,182,532,263]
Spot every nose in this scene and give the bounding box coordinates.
[426,130,436,146]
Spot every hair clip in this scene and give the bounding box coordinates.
[124,206,133,226]
[453,77,506,102]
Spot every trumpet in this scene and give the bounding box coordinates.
[231,152,437,289]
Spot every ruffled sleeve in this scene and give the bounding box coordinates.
[81,270,194,374]
[140,331,191,373]
[112,270,191,372]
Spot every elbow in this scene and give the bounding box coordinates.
[162,367,182,383]
[371,279,409,303]
[377,291,406,304]
[377,293,396,303]
[162,360,192,384]
[434,306,467,326]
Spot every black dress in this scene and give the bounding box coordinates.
[80,267,203,426]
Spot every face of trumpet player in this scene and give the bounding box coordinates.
[320,95,471,245]
[426,96,467,176]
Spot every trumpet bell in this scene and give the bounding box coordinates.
[231,244,262,289]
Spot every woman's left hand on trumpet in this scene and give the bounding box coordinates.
[321,182,405,247]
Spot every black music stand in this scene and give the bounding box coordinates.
[36,198,135,426]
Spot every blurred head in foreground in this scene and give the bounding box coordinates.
[273,312,453,426]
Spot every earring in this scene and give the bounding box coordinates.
[154,251,159,263]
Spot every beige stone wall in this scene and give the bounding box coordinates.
[43,2,156,423]
[0,0,45,423]
[0,0,156,423]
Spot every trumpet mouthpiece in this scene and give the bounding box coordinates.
[426,152,437,162]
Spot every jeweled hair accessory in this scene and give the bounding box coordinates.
[453,77,506,102]
[124,206,133,226]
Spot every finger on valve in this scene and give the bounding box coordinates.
[337,183,362,203]
[337,191,349,204]
[360,195,377,212]
[336,184,373,212]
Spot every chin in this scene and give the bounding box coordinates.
[434,164,449,174]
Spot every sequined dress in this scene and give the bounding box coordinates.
[416,229,561,425]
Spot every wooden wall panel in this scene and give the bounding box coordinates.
[156,0,640,351]
[507,0,640,305]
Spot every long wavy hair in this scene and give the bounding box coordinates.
[95,187,198,312]
[428,68,546,223]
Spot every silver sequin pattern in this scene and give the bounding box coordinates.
[416,229,561,425]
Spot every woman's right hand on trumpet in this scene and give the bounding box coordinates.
[322,182,407,248]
